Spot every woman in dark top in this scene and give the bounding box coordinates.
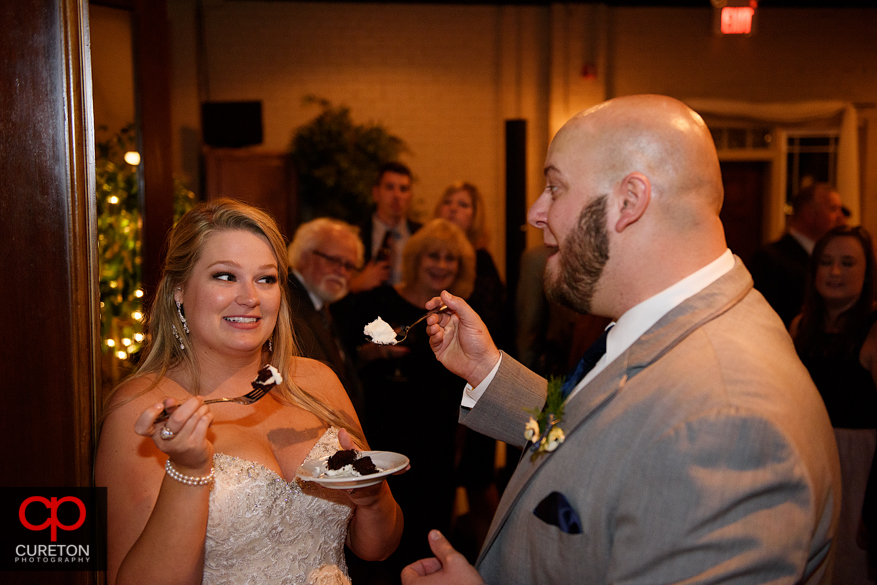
[335,218,476,581]
[791,225,877,585]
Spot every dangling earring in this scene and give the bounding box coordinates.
[176,300,190,334]
[267,337,274,353]
[172,325,185,350]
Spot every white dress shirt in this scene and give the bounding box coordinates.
[462,249,736,408]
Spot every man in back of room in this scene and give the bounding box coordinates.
[750,182,846,326]
[287,217,365,415]
[351,161,422,292]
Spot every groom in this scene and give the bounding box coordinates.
[404,95,841,584]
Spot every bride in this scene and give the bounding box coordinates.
[96,199,403,585]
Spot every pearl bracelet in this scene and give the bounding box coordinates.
[165,459,215,487]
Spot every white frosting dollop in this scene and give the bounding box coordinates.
[364,317,398,345]
[322,464,361,478]
[258,364,283,386]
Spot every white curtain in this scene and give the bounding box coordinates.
[685,98,860,222]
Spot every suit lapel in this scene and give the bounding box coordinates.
[289,274,346,373]
[476,260,753,567]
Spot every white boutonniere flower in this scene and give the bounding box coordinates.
[545,426,565,452]
[524,417,540,442]
[524,377,567,461]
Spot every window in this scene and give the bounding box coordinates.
[786,132,838,201]
[710,126,773,151]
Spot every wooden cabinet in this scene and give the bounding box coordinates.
[204,148,298,239]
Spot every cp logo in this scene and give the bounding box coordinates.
[19,496,86,542]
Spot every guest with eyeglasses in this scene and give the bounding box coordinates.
[287,217,367,415]
[791,225,877,585]
[334,218,476,584]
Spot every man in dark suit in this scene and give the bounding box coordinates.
[750,182,846,326]
[350,161,422,293]
[287,217,365,414]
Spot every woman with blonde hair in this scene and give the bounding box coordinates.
[434,181,508,347]
[334,218,476,579]
[96,199,402,585]
[435,182,510,557]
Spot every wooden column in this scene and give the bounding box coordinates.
[0,0,99,583]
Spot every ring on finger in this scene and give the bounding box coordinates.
[160,425,176,440]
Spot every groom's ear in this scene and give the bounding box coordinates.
[614,172,650,233]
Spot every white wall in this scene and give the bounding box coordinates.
[90,5,136,139]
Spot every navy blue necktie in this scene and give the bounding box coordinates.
[560,326,613,398]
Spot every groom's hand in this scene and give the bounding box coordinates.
[400,530,485,585]
[425,291,501,387]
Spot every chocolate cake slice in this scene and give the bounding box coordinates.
[326,448,380,476]
[327,449,358,470]
[351,457,379,476]
[253,364,283,389]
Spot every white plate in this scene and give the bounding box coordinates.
[295,451,409,489]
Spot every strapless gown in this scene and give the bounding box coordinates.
[202,427,355,585]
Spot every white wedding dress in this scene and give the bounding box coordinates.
[202,427,354,585]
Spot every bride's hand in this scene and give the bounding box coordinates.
[135,396,215,472]
[338,428,409,507]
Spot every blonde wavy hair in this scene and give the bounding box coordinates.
[433,181,489,250]
[400,218,476,299]
[105,198,362,442]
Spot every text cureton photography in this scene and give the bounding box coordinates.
[1,487,106,572]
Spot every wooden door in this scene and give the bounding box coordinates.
[720,161,769,266]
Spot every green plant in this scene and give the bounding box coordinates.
[290,96,409,222]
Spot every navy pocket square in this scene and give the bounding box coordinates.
[533,491,582,534]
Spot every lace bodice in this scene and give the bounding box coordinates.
[203,428,354,585]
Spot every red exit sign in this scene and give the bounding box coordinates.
[722,7,755,34]
[712,1,758,37]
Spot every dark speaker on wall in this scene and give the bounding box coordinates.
[201,101,263,148]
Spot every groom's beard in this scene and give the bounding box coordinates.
[545,194,610,315]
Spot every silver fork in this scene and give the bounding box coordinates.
[155,366,278,423]
[395,304,448,343]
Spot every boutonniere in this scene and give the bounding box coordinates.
[524,376,566,461]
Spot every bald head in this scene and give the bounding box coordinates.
[531,95,729,318]
[566,95,725,223]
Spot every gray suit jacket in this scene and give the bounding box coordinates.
[461,260,841,584]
